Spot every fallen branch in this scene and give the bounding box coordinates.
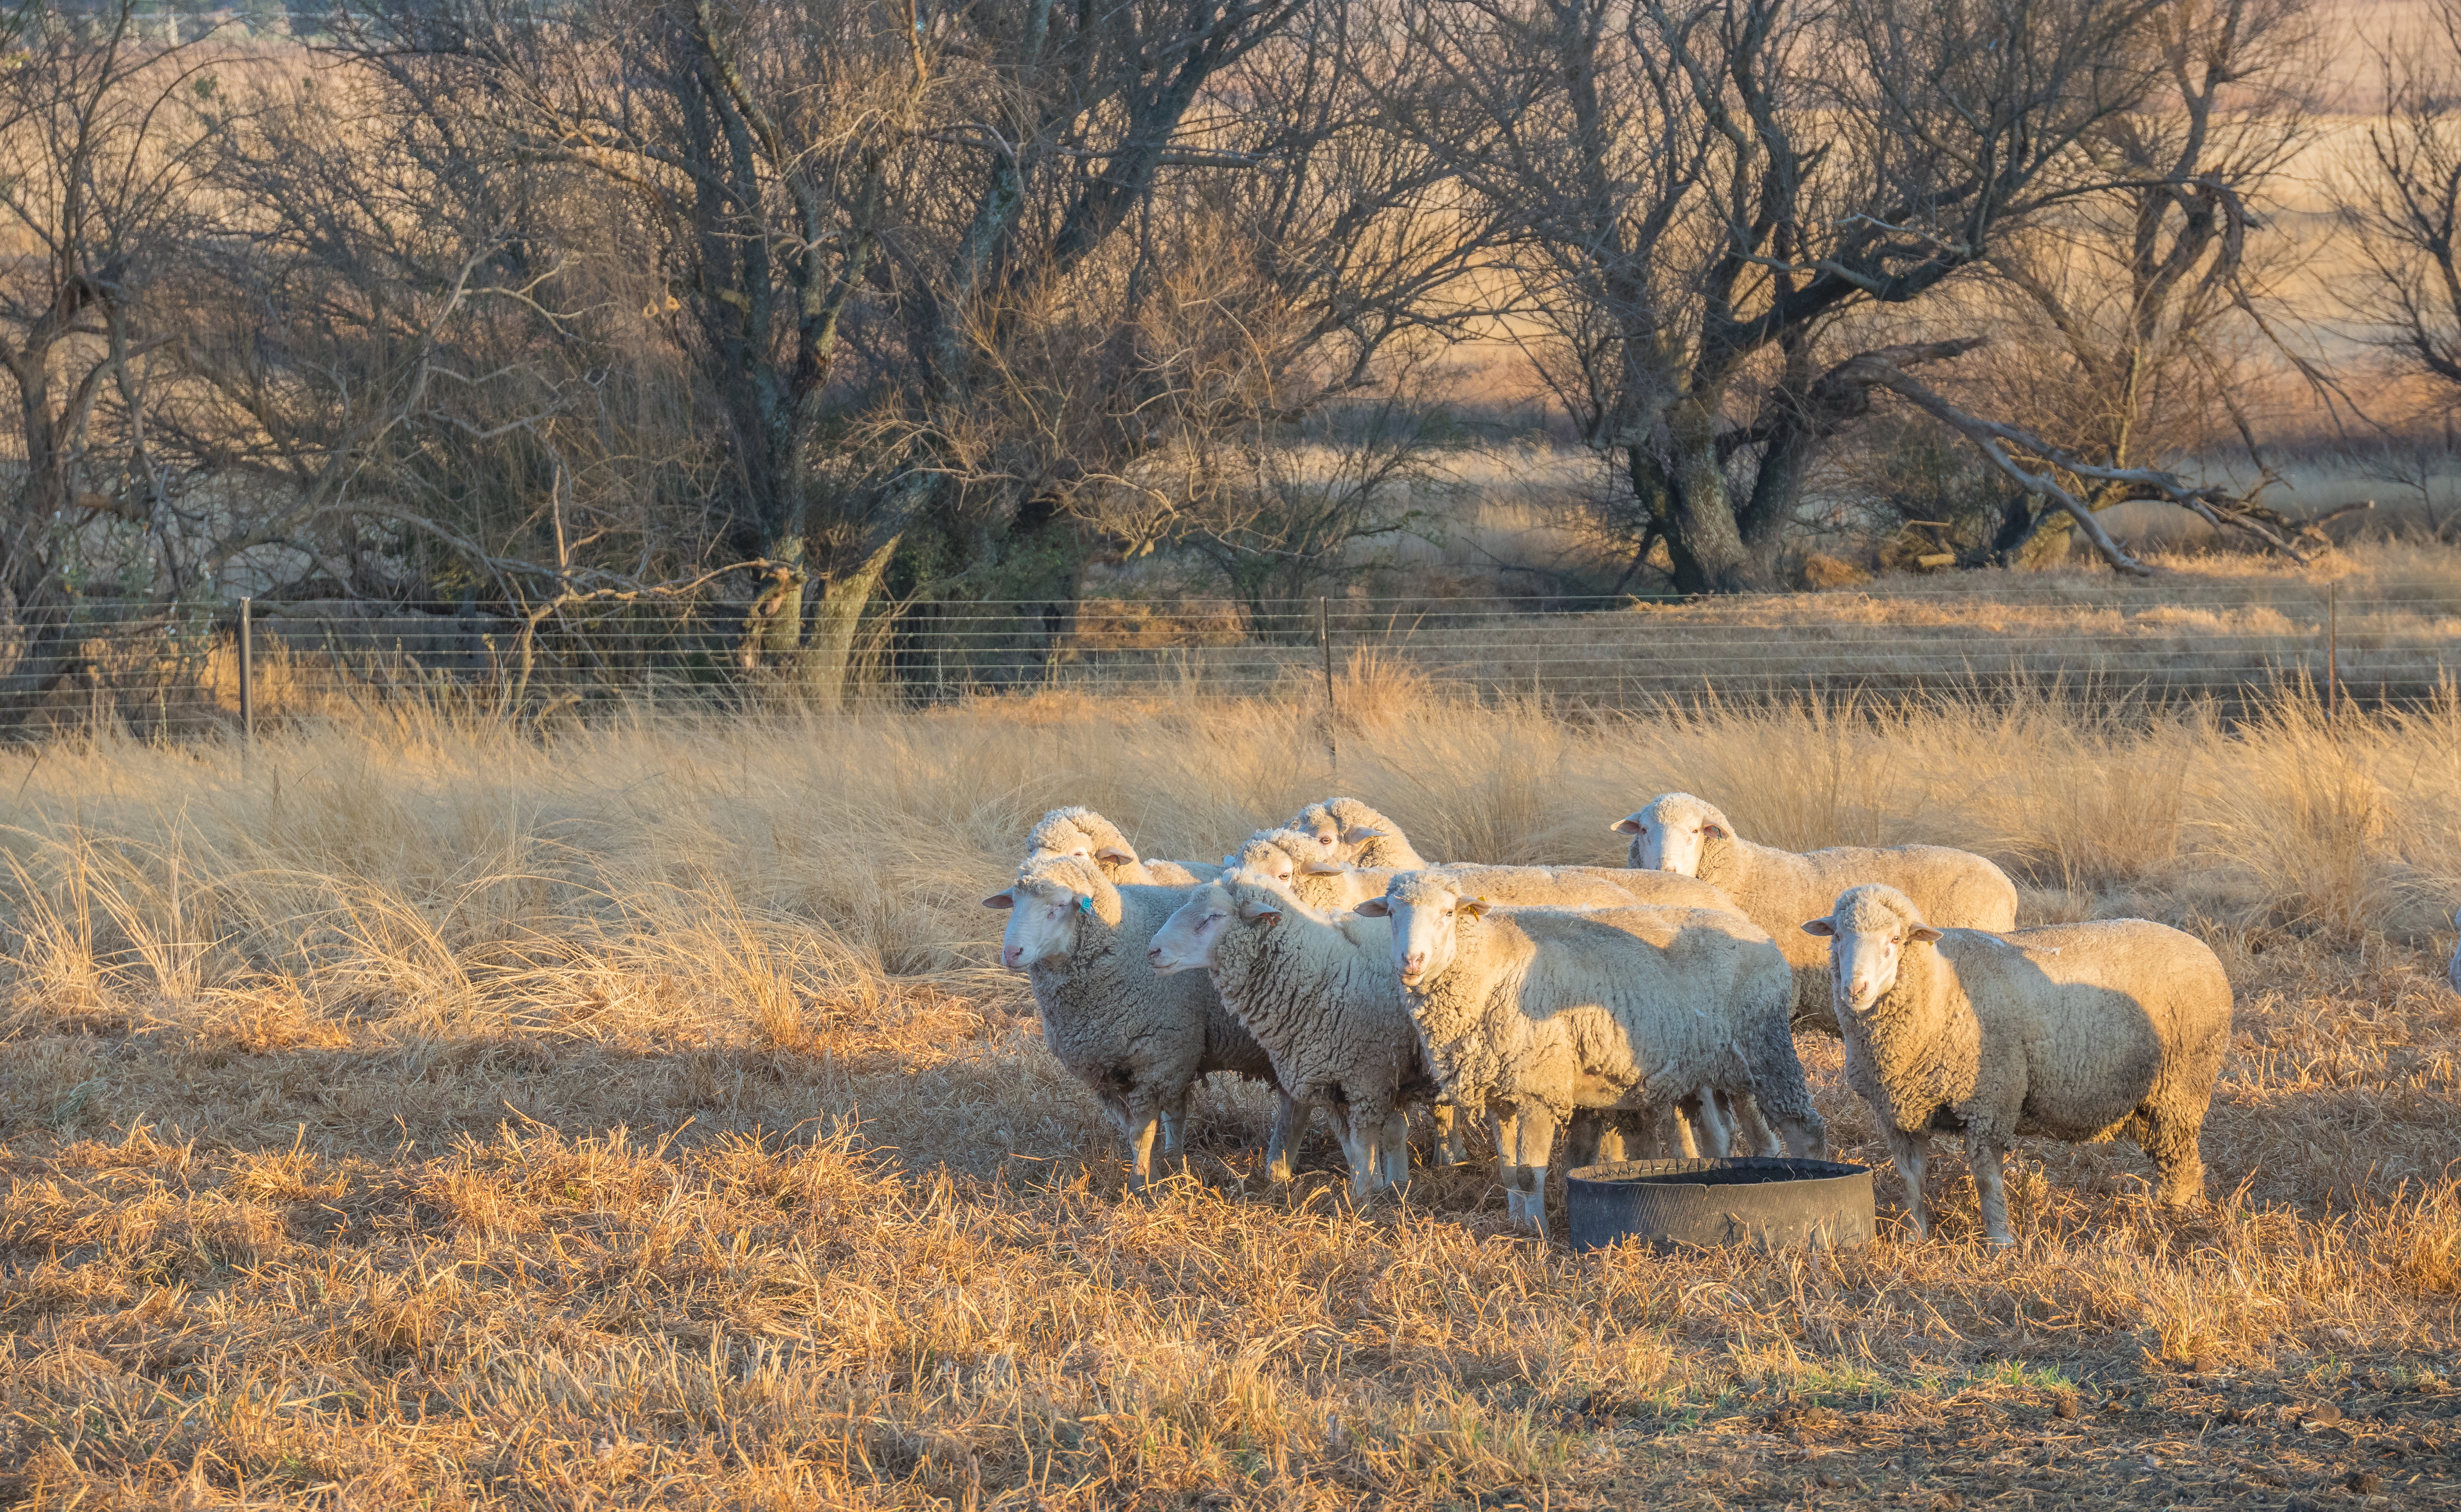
[1830,342,2338,575]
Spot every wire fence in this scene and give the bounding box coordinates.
[4,582,2456,738]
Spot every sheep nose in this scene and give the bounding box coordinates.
[1146,947,1163,965]
[1002,945,1024,968]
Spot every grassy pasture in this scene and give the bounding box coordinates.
[0,577,2456,1507]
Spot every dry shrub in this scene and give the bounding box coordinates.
[1799,552,1872,589]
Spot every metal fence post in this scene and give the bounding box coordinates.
[1318,596,1338,776]
[238,596,255,751]
[2327,582,2340,722]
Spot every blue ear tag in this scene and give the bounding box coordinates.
[1077,895,1095,915]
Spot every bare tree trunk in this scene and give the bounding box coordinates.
[799,534,900,713]
[1659,398,1759,593]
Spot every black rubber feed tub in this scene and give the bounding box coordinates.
[1566,1158,1875,1254]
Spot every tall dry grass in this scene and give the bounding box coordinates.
[0,684,2454,1506]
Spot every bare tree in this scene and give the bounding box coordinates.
[1404,0,2320,587]
[1950,0,2322,564]
[0,0,229,707]
[2333,0,2461,448]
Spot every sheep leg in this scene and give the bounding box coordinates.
[1431,1102,1466,1165]
[1509,1109,1557,1239]
[1966,1127,2014,1246]
[1728,1092,1779,1158]
[1378,1111,1411,1190]
[1342,1097,1399,1200]
[1563,1109,1603,1169]
[1159,1083,1192,1165]
[1490,1106,1520,1204]
[1669,1102,1701,1159]
[1334,1113,1374,1200]
[1263,1090,1302,1184]
[1884,1127,1931,1239]
[2140,1107,2210,1210]
[1683,1089,1735,1160]
[1125,1107,1163,1190]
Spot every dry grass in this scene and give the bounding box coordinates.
[0,679,2456,1508]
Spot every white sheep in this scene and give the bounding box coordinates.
[1146,870,1460,1196]
[1805,884,2232,1244]
[984,856,1295,1185]
[1613,792,2020,1035]
[1157,832,1760,1168]
[1221,828,1320,888]
[1303,855,1743,917]
[1359,872,1826,1238]
[1286,797,1432,871]
[1023,805,1222,886]
[1270,852,1752,1162]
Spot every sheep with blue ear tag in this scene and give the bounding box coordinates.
[983,854,1293,1187]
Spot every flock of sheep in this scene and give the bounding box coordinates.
[982,796,2237,1244]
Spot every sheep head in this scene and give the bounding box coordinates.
[1802,883,1940,1015]
[1148,871,1292,975]
[1222,828,1313,890]
[1287,796,1392,867]
[1021,806,1142,878]
[1610,792,1731,876]
[982,855,1119,971]
[1356,870,1486,989]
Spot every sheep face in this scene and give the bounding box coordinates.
[1357,873,1484,988]
[1149,882,1237,974]
[1022,808,1139,877]
[1223,829,1308,889]
[1611,792,1728,875]
[1803,884,1940,1016]
[982,877,1089,970]
[1149,876,1287,974]
[985,857,1113,970]
[1288,799,1388,866]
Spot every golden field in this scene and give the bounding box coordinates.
[0,569,2458,1507]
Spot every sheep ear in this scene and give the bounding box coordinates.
[1701,822,1727,839]
[1353,898,1391,917]
[1239,902,1284,928]
[1094,844,1137,865]
[1800,917,1835,937]
[1611,814,1646,835]
[1301,858,1348,875]
[1457,898,1488,920]
[1339,824,1387,842]
[1907,926,1943,944]
[983,890,1017,910]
